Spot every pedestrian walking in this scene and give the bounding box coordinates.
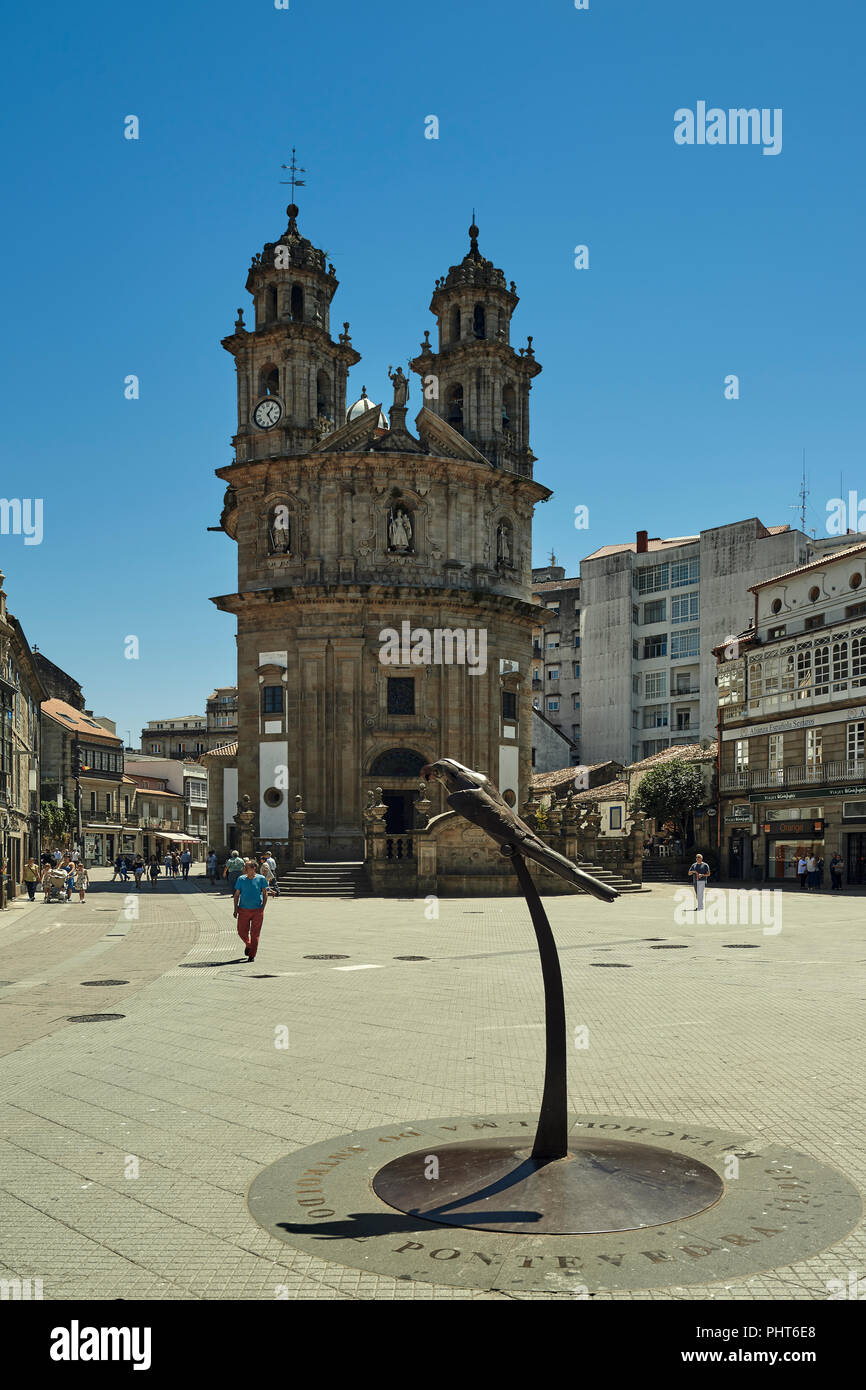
[75,862,90,902]
[688,853,711,910]
[807,854,818,890]
[817,855,825,888]
[111,855,123,883]
[170,851,180,877]
[133,855,144,890]
[21,857,40,902]
[64,859,76,901]
[223,850,245,895]
[830,852,844,892]
[233,859,270,961]
[180,849,191,879]
[149,855,162,889]
[206,849,218,886]
[797,855,808,889]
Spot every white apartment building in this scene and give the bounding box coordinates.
[579,519,812,766]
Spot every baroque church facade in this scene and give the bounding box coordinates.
[212,202,550,861]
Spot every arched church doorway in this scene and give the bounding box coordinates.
[368,748,428,835]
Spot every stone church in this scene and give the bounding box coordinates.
[211,202,551,863]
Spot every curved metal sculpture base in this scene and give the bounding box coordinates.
[372,1135,725,1235]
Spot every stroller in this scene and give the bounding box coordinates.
[45,868,70,903]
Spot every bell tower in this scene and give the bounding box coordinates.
[410,220,541,475]
[222,202,361,462]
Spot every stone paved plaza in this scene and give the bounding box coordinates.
[0,869,862,1301]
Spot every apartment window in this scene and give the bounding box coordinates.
[632,605,639,625]
[769,625,786,640]
[573,635,580,648]
[832,640,849,685]
[671,627,700,659]
[262,686,283,714]
[853,637,866,684]
[547,699,559,713]
[814,645,830,691]
[124,796,130,815]
[572,695,580,710]
[546,602,560,616]
[671,592,699,625]
[572,662,580,678]
[804,613,825,630]
[632,745,640,761]
[571,724,580,740]
[806,728,822,771]
[609,807,623,830]
[671,558,699,588]
[645,670,666,699]
[633,640,639,660]
[796,649,812,696]
[636,563,669,594]
[845,602,866,619]
[643,599,666,625]
[675,710,691,730]
[387,678,415,715]
[632,709,640,728]
[643,705,668,729]
[643,738,669,755]
[768,733,784,784]
[502,691,517,720]
[642,634,667,659]
[548,667,560,681]
[547,636,560,650]
[632,674,640,695]
[106,794,112,814]
[734,739,749,771]
[90,792,96,811]
[847,721,865,764]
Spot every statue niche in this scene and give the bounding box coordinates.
[268,502,292,556]
[496,518,514,568]
[387,504,413,554]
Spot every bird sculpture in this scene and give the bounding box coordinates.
[420,758,619,904]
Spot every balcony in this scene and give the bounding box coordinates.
[721,760,866,791]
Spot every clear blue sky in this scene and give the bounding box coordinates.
[0,0,863,742]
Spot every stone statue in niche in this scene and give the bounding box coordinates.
[496,522,511,565]
[388,506,413,552]
[269,505,291,554]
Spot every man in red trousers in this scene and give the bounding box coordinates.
[233,859,270,961]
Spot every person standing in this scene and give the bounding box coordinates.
[133,855,144,891]
[807,853,818,890]
[149,855,162,889]
[233,859,269,961]
[75,862,90,902]
[21,858,40,902]
[830,851,844,892]
[688,853,711,910]
[223,849,245,896]
[164,849,173,879]
[797,855,808,889]
[206,849,218,886]
[180,848,191,879]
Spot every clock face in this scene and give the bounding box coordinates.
[253,397,283,429]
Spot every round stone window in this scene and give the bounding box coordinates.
[851,572,862,589]
[771,598,783,614]
[263,787,284,808]
[809,585,820,601]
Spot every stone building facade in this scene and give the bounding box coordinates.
[717,540,866,883]
[212,206,550,867]
[0,572,46,900]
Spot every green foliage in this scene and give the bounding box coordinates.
[40,799,75,845]
[630,760,704,844]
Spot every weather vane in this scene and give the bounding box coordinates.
[280,147,307,200]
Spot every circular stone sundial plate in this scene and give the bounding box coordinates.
[246,1113,862,1294]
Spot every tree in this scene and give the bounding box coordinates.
[41,799,75,847]
[630,759,704,848]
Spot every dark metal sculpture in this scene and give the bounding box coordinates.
[420,759,617,1161]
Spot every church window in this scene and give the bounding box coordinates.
[370,748,427,778]
[316,370,332,417]
[502,384,516,428]
[502,691,517,720]
[290,284,304,321]
[387,678,415,715]
[447,383,464,431]
[473,303,486,338]
[266,286,278,321]
[262,687,283,714]
[261,365,280,397]
[450,306,461,341]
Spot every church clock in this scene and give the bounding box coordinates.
[252,397,283,429]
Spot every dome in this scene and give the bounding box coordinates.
[346,387,388,429]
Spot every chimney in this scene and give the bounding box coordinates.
[636,530,649,554]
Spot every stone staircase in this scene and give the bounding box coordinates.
[276,861,373,898]
[568,861,646,895]
[641,859,684,884]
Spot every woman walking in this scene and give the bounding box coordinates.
[22,857,40,901]
[206,848,218,887]
[133,855,144,891]
[149,855,162,889]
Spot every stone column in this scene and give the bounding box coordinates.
[289,794,306,868]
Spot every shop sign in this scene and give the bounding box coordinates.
[761,820,824,836]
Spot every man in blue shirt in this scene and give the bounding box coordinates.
[233,859,269,961]
[688,853,711,909]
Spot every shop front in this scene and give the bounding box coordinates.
[761,814,825,882]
